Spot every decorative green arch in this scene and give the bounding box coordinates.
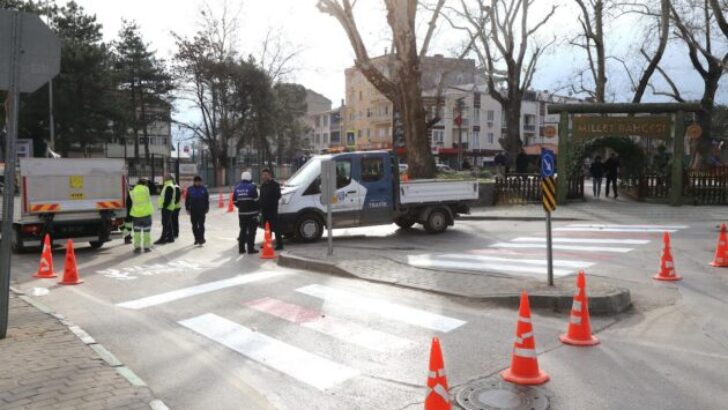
[570,136,646,179]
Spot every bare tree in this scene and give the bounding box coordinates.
[666,0,726,168]
[317,0,447,178]
[258,27,301,83]
[572,0,610,103]
[457,0,557,159]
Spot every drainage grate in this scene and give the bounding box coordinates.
[456,378,549,410]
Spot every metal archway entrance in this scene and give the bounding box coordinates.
[548,103,704,206]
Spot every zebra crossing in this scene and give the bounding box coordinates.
[117,279,467,391]
[407,223,689,278]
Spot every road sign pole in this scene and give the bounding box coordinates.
[327,202,333,256]
[1,11,23,340]
[546,211,554,287]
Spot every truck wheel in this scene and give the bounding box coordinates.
[295,214,324,243]
[394,218,416,229]
[424,209,449,234]
[89,241,104,249]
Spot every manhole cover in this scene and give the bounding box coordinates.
[456,378,549,410]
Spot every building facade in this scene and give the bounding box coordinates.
[302,89,333,152]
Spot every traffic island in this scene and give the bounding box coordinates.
[278,248,633,315]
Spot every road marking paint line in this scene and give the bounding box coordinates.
[179,313,359,390]
[555,228,678,233]
[430,254,595,269]
[295,285,466,333]
[567,224,688,229]
[490,242,633,253]
[245,298,415,352]
[407,257,574,277]
[512,237,650,245]
[117,271,288,310]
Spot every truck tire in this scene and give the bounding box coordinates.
[89,241,104,249]
[424,209,449,234]
[394,217,416,229]
[295,214,324,243]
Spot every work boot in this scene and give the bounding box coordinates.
[124,236,132,245]
[144,248,152,253]
[134,248,142,254]
[248,248,259,255]
[275,245,284,251]
[154,239,167,245]
[199,239,206,246]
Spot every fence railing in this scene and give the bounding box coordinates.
[494,173,585,205]
[623,166,728,205]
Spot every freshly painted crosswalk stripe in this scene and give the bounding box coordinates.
[117,271,288,310]
[295,285,466,333]
[245,297,415,352]
[555,227,677,233]
[428,254,595,268]
[490,242,633,253]
[512,237,650,245]
[567,224,688,230]
[179,313,359,390]
[407,256,574,277]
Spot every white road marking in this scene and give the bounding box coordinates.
[490,242,633,253]
[555,227,678,233]
[179,313,359,390]
[245,297,415,352]
[567,224,689,230]
[407,256,575,277]
[117,271,288,310]
[295,284,466,333]
[513,237,650,245]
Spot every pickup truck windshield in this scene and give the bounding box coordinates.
[286,157,322,187]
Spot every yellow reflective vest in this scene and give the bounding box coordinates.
[129,184,153,218]
[158,181,176,211]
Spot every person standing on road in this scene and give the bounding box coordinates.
[259,168,283,251]
[172,179,183,239]
[234,171,259,254]
[129,178,154,253]
[123,180,133,244]
[155,174,176,244]
[185,176,209,246]
[589,156,604,199]
[604,153,621,199]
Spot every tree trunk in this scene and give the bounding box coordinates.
[501,101,523,160]
[399,86,434,178]
[595,0,606,103]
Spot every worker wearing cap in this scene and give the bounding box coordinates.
[129,178,153,253]
[155,174,176,244]
[172,177,183,239]
[233,171,259,254]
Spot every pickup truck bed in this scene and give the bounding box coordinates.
[399,179,479,205]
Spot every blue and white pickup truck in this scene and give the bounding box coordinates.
[278,151,479,242]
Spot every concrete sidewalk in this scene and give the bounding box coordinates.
[0,291,165,410]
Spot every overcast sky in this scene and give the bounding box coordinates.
[56,0,724,140]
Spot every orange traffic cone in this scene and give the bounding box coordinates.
[227,191,235,213]
[710,224,728,267]
[560,271,599,346]
[654,232,681,281]
[402,173,409,183]
[33,234,58,279]
[181,187,187,201]
[260,222,276,260]
[218,191,224,208]
[58,240,83,285]
[501,291,549,385]
[425,337,451,410]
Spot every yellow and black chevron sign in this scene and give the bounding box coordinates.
[542,176,556,212]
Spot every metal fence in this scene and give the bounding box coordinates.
[622,166,728,205]
[494,173,585,205]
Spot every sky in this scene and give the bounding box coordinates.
[55,0,723,140]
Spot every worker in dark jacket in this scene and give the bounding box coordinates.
[185,176,209,246]
[233,171,259,254]
[172,180,183,239]
[123,181,133,244]
[259,168,283,250]
[155,174,176,244]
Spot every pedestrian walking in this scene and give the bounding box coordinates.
[589,156,604,198]
[494,151,506,178]
[234,171,259,254]
[172,179,183,239]
[185,176,209,246]
[604,153,621,199]
[155,174,176,244]
[129,178,153,253]
[515,149,529,174]
[259,168,283,250]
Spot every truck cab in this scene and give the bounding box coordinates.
[278,151,478,242]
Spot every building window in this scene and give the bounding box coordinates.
[472,130,480,149]
[323,116,328,127]
[473,108,481,123]
[366,128,371,138]
[487,110,495,121]
[347,132,355,145]
[331,132,341,143]
[357,129,362,139]
[323,133,329,144]
[473,92,481,108]
[487,132,494,144]
[315,116,320,127]
[359,91,363,101]
[433,129,444,145]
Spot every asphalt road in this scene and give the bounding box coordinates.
[8,203,728,410]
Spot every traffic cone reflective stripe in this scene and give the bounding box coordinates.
[501,291,549,385]
[33,234,58,279]
[425,337,450,410]
[560,271,599,346]
[654,232,682,281]
[58,240,83,285]
[711,224,728,267]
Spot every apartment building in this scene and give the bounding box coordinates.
[303,90,333,152]
[342,54,476,150]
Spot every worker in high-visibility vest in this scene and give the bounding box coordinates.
[129,178,154,253]
[172,179,183,239]
[155,174,176,244]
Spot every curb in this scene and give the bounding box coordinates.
[9,287,171,410]
[278,254,632,315]
[460,215,584,222]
